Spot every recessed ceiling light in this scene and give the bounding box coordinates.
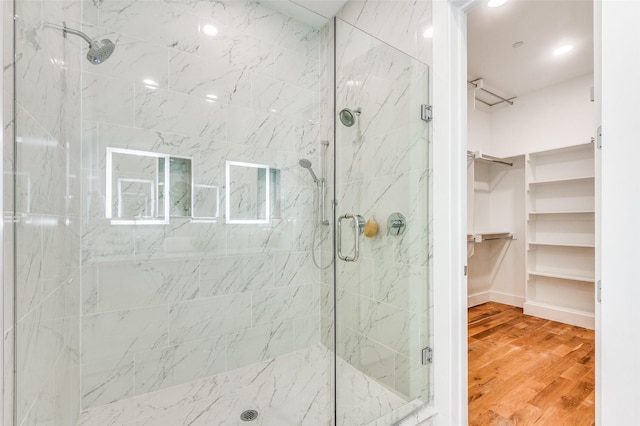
[512,41,524,48]
[423,27,433,39]
[488,0,508,8]
[200,24,218,37]
[553,45,573,56]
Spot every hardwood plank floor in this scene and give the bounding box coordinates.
[468,302,595,426]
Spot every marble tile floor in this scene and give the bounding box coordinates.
[77,344,426,426]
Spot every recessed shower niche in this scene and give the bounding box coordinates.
[225,160,281,224]
[106,149,282,225]
[106,147,194,224]
[158,156,192,218]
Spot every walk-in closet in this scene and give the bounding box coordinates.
[466,0,595,424]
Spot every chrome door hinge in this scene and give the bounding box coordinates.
[464,265,468,276]
[421,104,432,122]
[597,280,602,303]
[597,126,602,149]
[421,347,433,365]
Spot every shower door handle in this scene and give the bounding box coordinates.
[337,214,364,262]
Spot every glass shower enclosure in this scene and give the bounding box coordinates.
[7,1,432,425]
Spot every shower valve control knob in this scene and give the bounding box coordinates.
[387,213,407,236]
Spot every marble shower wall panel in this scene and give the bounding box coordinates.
[96,260,200,311]
[338,0,433,66]
[80,0,326,410]
[318,22,335,353]
[13,0,83,423]
[335,18,430,402]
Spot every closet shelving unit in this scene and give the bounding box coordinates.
[524,143,595,328]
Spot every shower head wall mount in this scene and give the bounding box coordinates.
[45,22,116,65]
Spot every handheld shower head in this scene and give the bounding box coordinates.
[299,159,319,184]
[299,159,312,168]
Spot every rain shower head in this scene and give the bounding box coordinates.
[86,39,116,65]
[45,22,115,64]
[339,107,361,127]
[299,158,319,184]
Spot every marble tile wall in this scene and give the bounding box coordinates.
[333,17,432,403]
[11,0,83,424]
[4,0,15,422]
[6,0,434,422]
[338,0,433,67]
[79,0,327,410]
[318,19,335,355]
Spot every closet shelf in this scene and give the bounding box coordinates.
[528,142,594,158]
[528,270,595,282]
[529,176,595,185]
[529,210,595,215]
[529,241,595,248]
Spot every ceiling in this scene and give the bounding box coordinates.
[467,0,594,100]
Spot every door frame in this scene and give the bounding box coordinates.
[431,1,475,424]
[432,0,602,424]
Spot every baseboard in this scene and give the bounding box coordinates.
[490,291,525,308]
[468,291,524,308]
[523,301,595,329]
[467,291,490,307]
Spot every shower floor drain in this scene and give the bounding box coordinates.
[240,409,259,422]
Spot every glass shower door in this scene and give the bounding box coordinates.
[334,18,432,425]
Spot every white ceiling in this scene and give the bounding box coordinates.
[467,0,594,99]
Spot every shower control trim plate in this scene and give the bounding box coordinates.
[388,212,407,236]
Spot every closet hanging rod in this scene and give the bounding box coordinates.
[483,235,514,241]
[467,151,513,167]
[467,235,514,243]
[483,158,513,167]
[467,80,516,106]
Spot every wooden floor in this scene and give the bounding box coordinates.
[468,302,595,426]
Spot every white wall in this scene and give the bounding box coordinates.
[485,159,525,303]
[599,0,640,423]
[432,0,469,424]
[489,73,595,158]
[467,157,525,307]
[467,91,492,153]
